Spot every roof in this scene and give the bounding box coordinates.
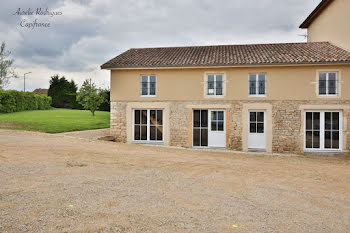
[101,42,350,69]
[300,0,334,28]
[33,88,48,95]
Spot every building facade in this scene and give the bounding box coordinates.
[102,0,350,154]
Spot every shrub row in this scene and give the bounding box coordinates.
[0,90,52,113]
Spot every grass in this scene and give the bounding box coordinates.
[0,108,110,133]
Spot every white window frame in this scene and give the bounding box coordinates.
[303,110,342,152]
[205,73,225,97]
[132,109,164,143]
[248,73,266,97]
[140,75,156,97]
[317,71,339,97]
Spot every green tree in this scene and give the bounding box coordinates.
[48,75,80,108]
[98,88,110,112]
[0,41,18,89]
[77,79,105,116]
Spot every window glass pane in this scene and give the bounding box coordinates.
[201,129,208,146]
[332,112,339,130]
[258,74,265,82]
[141,82,148,95]
[324,131,331,149]
[328,73,336,79]
[328,75,336,94]
[134,125,140,140]
[250,123,256,133]
[216,79,223,95]
[150,75,156,82]
[150,126,156,140]
[250,112,256,122]
[313,131,320,148]
[150,88,156,95]
[193,110,200,127]
[313,112,320,130]
[211,111,217,120]
[150,110,156,125]
[193,129,200,146]
[249,74,256,95]
[141,110,147,124]
[218,111,224,120]
[217,121,224,131]
[257,123,264,133]
[142,76,148,82]
[306,131,313,148]
[157,126,163,141]
[332,131,339,149]
[211,121,217,131]
[319,73,326,95]
[208,75,214,95]
[157,110,163,125]
[208,75,214,82]
[135,110,140,124]
[201,110,208,127]
[306,112,312,130]
[216,75,222,82]
[325,112,331,130]
[257,112,264,122]
[141,126,147,140]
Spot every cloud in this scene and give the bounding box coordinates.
[0,0,321,91]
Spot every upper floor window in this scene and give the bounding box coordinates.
[207,74,223,96]
[249,73,266,96]
[318,72,338,96]
[140,75,156,96]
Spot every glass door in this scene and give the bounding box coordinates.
[305,111,341,151]
[193,110,208,147]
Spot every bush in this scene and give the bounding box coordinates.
[0,90,52,113]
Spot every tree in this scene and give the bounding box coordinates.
[0,41,18,89]
[77,79,105,116]
[98,88,110,112]
[48,75,80,108]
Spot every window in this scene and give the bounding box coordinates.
[249,74,266,96]
[249,112,264,133]
[140,75,156,96]
[134,109,163,142]
[305,111,341,151]
[318,72,338,96]
[210,111,224,131]
[207,74,223,96]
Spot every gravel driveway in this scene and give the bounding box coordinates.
[0,129,350,233]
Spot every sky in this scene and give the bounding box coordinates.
[0,0,321,91]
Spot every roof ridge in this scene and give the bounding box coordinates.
[128,42,329,50]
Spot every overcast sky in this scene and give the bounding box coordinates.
[0,0,320,91]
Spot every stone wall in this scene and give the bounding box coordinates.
[110,100,350,154]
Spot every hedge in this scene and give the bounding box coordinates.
[0,90,52,113]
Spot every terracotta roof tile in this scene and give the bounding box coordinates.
[101,42,350,69]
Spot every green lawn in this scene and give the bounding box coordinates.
[0,109,110,133]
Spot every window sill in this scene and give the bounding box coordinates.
[317,95,340,98]
[140,95,156,98]
[248,95,266,98]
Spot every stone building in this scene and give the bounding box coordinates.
[102,0,350,154]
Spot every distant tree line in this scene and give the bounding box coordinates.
[47,75,110,113]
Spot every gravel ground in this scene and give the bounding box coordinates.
[0,129,350,233]
[57,128,111,140]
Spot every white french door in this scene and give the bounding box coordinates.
[193,109,225,148]
[304,111,342,151]
[248,111,266,150]
[133,109,163,142]
[208,110,226,147]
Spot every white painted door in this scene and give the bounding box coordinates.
[248,111,266,149]
[208,110,225,147]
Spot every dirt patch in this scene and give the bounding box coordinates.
[0,129,350,233]
[0,122,26,129]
